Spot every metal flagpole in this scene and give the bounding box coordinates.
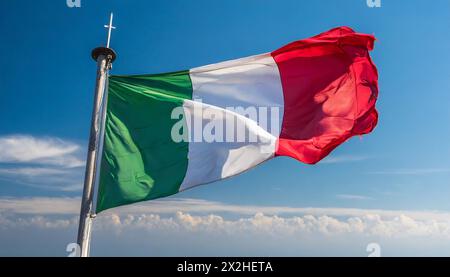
[77,12,116,257]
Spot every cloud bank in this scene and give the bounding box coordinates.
[1,197,450,238]
[1,197,450,256]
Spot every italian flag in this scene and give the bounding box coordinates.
[96,27,378,212]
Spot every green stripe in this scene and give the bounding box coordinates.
[96,71,192,213]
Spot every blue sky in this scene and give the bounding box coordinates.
[0,0,450,256]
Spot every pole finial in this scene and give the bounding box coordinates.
[104,12,116,48]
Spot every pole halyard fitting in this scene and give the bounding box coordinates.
[91,47,117,63]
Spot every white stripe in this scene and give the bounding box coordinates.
[179,100,276,191]
[179,53,284,191]
[189,53,284,137]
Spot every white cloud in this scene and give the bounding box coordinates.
[320,155,370,164]
[2,197,450,256]
[1,196,450,225]
[368,168,450,175]
[0,213,77,230]
[0,167,68,176]
[0,135,85,191]
[336,194,374,200]
[0,135,84,168]
[1,209,450,239]
[0,197,450,237]
[0,197,81,215]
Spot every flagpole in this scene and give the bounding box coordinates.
[77,13,116,257]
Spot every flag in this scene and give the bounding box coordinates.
[96,26,378,212]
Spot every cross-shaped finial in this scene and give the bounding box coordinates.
[104,13,116,48]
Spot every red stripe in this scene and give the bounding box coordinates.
[271,27,379,164]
